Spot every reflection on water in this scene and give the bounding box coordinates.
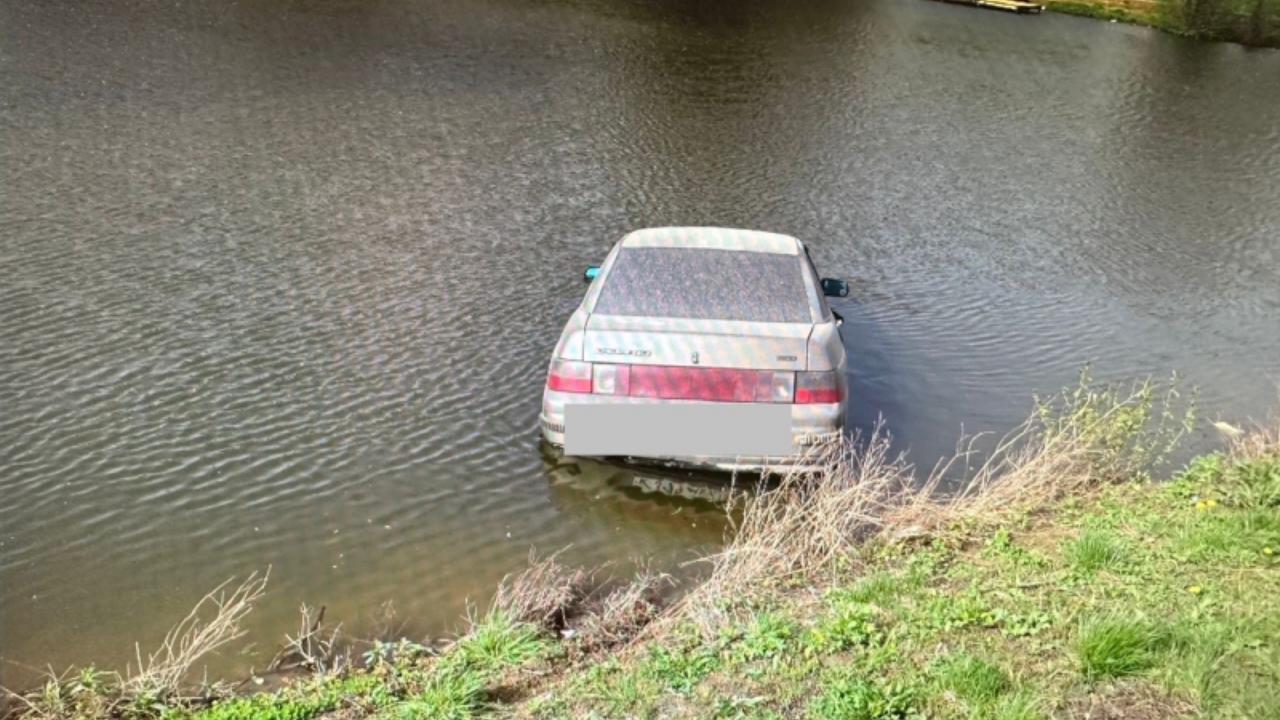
[542,446,744,508]
[3,0,1279,687]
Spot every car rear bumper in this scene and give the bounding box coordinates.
[539,389,844,474]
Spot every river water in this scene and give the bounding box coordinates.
[2,0,1278,686]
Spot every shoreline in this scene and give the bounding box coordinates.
[5,381,1278,719]
[1043,0,1280,47]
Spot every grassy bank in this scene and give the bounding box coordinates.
[1043,0,1280,47]
[6,380,1279,719]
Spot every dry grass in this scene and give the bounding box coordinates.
[1224,414,1280,463]
[570,569,670,656]
[123,572,268,697]
[490,552,670,659]
[4,573,268,719]
[491,551,593,633]
[268,604,347,676]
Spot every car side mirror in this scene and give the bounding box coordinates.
[820,278,850,298]
[584,266,601,283]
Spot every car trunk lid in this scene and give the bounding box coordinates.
[583,314,811,371]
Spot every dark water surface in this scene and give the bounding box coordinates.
[3,0,1279,684]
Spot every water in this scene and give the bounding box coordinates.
[2,0,1278,687]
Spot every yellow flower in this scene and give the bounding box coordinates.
[1205,499,1218,508]
[1264,547,1274,557]
[1195,501,1206,511]
[1188,585,1202,594]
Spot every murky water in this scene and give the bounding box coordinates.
[3,0,1279,686]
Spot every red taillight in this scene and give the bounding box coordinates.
[550,361,840,404]
[547,358,593,393]
[795,371,842,404]
[630,366,761,402]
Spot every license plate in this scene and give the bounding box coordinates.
[564,404,793,457]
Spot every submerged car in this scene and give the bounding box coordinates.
[539,226,850,472]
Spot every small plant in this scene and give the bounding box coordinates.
[1224,457,1280,509]
[805,599,881,654]
[1064,530,1127,573]
[991,607,1052,638]
[932,653,1009,704]
[363,638,429,670]
[921,589,995,633]
[1172,453,1225,495]
[809,674,917,720]
[1077,616,1164,680]
[579,660,656,716]
[733,612,796,662]
[643,644,719,694]
[712,694,769,719]
[1033,368,1195,481]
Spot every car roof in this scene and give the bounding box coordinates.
[619,227,801,256]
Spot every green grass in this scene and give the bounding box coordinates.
[1076,616,1164,680]
[446,610,548,676]
[803,595,882,654]
[808,674,917,720]
[932,653,1010,704]
[731,612,797,663]
[387,671,484,720]
[642,643,721,693]
[1064,529,1128,573]
[177,611,545,720]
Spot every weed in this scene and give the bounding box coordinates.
[805,598,881,654]
[712,694,772,719]
[809,674,917,720]
[990,606,1052,638]
[1223,456,1280,509]
[732,612,796,663]
[643,645,719,694]
[982,529,1047,570]
[1173,453,1225,493]
[920,589,995,633]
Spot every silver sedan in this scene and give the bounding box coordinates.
[540,227,849,473]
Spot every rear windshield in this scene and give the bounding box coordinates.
[593,247,812,323]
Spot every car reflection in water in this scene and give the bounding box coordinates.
[538,442,762,552]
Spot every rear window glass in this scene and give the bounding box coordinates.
[593,247,812,322]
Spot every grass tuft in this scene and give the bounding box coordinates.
[1064,529,1127,573]
[933,653,1010,704]
[1077,617,1164,680]
[448,610,547,677]
[391,670,485,720]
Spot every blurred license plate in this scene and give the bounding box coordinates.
[564,404,792,457]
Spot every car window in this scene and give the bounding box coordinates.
[593,247,812,323]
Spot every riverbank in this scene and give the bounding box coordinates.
[1044,0,1280,47]
[6,381,1278,719]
